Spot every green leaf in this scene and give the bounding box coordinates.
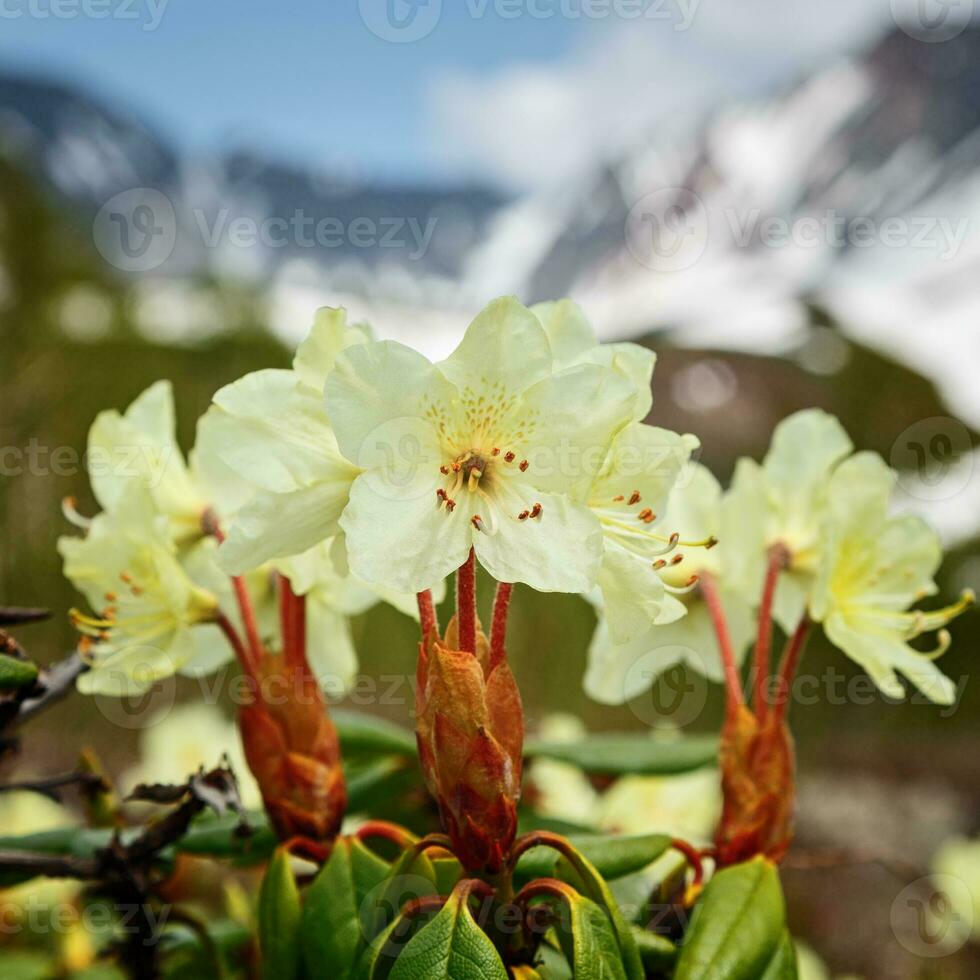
[364,846,439,942]
[524,733,718,776]
[546,844,645,980]
[674,857,787,980]
[759,932,799,980]
[516,833,672,884]
[630,926,678,973]
[335,710,418,758]
[258,848,302,980]
[355,907,430,980]
[553,892,629,980]
[174,809,277,863]
[0,654,38,690]
[387,887,508,980]
[303,838,390,980]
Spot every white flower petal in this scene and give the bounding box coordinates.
[218,477,356,575]
[439,296,552,394]
[521,364,636,495]
[292,306,372,392]
[212,369,346,493]
[325,340,453,467]
[475,484,604,593]
[531,299,597,366]
[824,611,956,706]
[340,470,472,594]
[306,601,359,695]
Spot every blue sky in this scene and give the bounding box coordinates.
[0,0,890,191]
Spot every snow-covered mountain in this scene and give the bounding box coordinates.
[470,25,980,429]
[1,24,978,428]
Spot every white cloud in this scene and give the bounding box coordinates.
[427,2,889,192]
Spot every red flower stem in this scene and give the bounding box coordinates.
[753,548,785,721]
[203,511,265,668]
[291,591,307,673]
[456,548,477,654]
[489,582,513,667]
[216,612,258,685]
[278,574,293,656]
[671,838,705,887]
[700,573,745,716]
[417,590,437,642]
[355,820,419,850]
[774,616,811,724]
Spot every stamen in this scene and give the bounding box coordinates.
[440,465,450,475]
[652,559,667,570]
[922,629,952,661]
[664,574,700,595]
[504,452,515,463]
[519,459,529,472]
[445,499,456,513]
[518,510,530,521]
[638,508,657,524]
[670,554,684,565]
[491,448,500,456]
[613,495,625,502]
[530,503,543,519]
[471,515,485,532]
[628,491,641,505]
[61,496,93,530]
[436,488,447,502]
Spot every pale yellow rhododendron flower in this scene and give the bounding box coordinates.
[325,296,637,594]
[59,487,220,696]
[810,452,973,705]
[725,408,854,631]
[212,307,368,574]
[531,299,703,644]
[530,299,656,422]
[585,463,754,704]
[123,702,262,810]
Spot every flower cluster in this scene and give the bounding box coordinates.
[59,295,972,871]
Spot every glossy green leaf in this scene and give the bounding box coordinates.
[548,843,645,980]
[524,733,718,775]
[356,908,430,980]
[0,654,38,690]
[630,926,678,973]
[258,848,302,980]
[516,833,672,884]
[387,888,508,980]
[364,846,439,942]
[674,857,786,980]
[553,892,629,980]
[303,838,391,980]
[335,710,418,758]
[759,932,799,980]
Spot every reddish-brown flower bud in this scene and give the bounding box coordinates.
[415,616,524,873]
[714,704,795,867]
[238,651,346,846]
